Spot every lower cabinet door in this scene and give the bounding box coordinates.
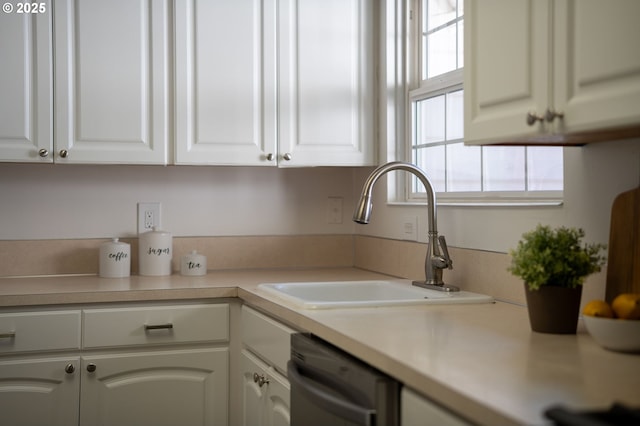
[240,349,290,426]
[0,356,80,426]
[80,348,228,426]
[241,350,267,426]
[264,367,290,426]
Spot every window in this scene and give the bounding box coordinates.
[407,0,563,204]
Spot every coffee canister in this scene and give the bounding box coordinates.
[99,238,131,278]
[138,227,172,276]
[180,250,207,276]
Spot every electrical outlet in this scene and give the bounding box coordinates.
[401,216,418,241]
[137,202,161,234]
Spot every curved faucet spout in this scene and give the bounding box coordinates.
[353,161,457,291]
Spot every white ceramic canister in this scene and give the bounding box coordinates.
[138,227,173,276]
[99,238,131,278]
[180,250,207,276]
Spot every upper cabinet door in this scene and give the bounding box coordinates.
[464,0,551,144]
[0,2,52,162]
[174,0,277,166]
[553,0,640,134]
[54,0,170,164]
[465,0,640,145]
[278,0,376,167]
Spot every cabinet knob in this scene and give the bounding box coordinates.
[544,108,564,123]
[58,149,69,158]
[65,363,75,374]
[282,153,292,161]
[253,372,270,387]
[526,112,544,126]
[266,153,275,161]
[38,149,49,158]
[86,363,97,373]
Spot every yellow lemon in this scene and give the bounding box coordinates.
[611,293,640,320]
[582,299,614,318]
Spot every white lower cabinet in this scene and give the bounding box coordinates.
[240,306,294,425]
[401,387,471,426]
[0,356,80,426]
[0,309,81,425]
[80,348,228,426]
[0,303,229,426]
[241,350,290,426]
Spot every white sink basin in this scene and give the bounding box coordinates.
[257,280,493,309]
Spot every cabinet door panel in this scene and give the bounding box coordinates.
[240,350,267,426]
[0,2,52,162]
[265,368,290,426]
[80,348,228,426]
[175,0,277,165]
[554,0,640,132]
[278,0,375,166]
[464,0,550,144]
[54,0,169,164]
[0,357,80,426]
[240,349,290,426]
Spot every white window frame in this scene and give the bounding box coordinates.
[397,0,563,207]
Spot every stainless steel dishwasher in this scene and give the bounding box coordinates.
[288,333,400,426]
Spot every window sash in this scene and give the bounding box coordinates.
[403,0,562,206]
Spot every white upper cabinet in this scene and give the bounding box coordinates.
[553,0,640,134]
[54,0,170,164]
[175,0,277,165]
[0,1,52,162]
[175,0,376,166]
[277,0,376,166]
[464,0,640,145]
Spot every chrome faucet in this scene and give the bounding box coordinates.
[353,161,457,291]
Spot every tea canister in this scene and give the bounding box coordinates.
[138,227,172,276]
[180,250,207,276]
[99,238,131,278]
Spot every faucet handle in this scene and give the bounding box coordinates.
[438,235,453,269]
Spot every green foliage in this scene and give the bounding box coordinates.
[508,225,606,291]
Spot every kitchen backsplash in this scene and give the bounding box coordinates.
[0,234,606,307]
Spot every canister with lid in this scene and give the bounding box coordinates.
[138,227,173,276]
[99,238,131,278]
[180,250,207,276]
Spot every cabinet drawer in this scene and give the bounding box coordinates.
[241,306,295,374]
[0,310,81,354]
[83,304,229,349]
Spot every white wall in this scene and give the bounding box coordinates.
[353,139,640,253]
[2,139,638,252]
[0,165,357,240]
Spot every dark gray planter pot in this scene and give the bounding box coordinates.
[524,284,583,334]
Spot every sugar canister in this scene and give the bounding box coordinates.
[138,227,172,276]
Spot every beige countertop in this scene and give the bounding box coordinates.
[1,267,638,425]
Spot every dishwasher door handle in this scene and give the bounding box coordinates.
[287,361,375,426]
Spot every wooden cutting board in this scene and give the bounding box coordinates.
[605,186,640,302]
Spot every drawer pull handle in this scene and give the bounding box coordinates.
[0,332,16,339]
[144,323,174,331]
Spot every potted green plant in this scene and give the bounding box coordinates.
[508,225,606,334]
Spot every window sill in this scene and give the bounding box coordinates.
[390,199,564,208]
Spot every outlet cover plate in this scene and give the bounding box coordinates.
[137,202,161,234]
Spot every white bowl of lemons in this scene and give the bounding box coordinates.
[582,294,640,353]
